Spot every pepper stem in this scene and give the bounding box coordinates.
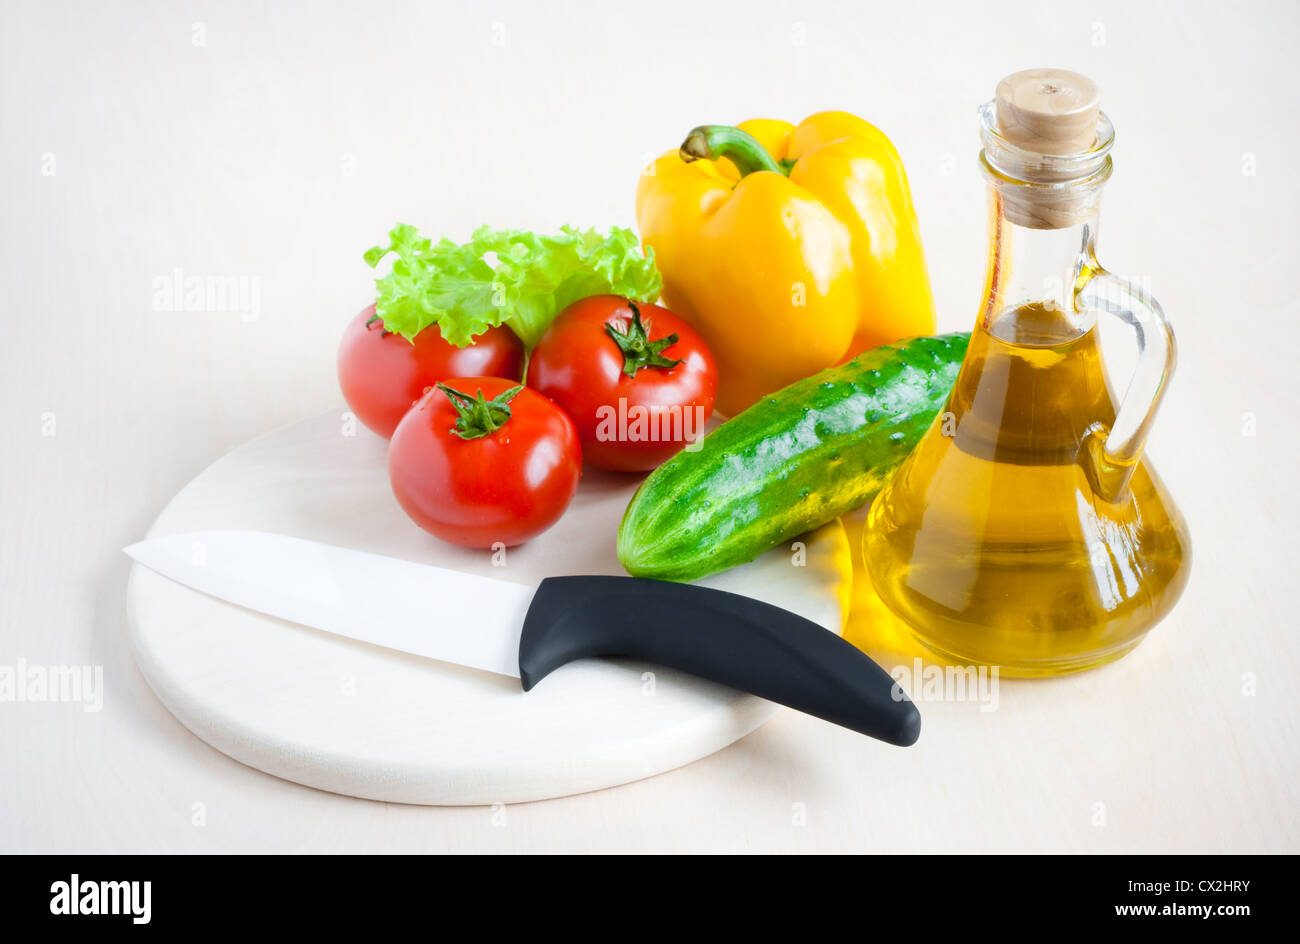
[679,125,786,178]
[437,382,524,440]
[604,301,683,378]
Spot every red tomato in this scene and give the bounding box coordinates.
[525,295,717,471]
[338,304,524,438]
[388,377,582,548]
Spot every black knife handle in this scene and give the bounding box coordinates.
[518,575,919,746]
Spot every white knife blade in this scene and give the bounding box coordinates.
[124,530,531,678]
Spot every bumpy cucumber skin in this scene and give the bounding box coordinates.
[617,332,970,582]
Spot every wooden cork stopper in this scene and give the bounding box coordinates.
[995,68,1100,155]
[989,68,1106,228]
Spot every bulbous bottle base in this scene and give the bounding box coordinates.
[902,626,1148,679]
[860,318,1191,678]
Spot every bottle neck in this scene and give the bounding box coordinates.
[980,189,1102,345]
[976,99,1114,346]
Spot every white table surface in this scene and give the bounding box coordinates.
[3,0,1297,853]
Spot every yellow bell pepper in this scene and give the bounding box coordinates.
[636,112,936,416]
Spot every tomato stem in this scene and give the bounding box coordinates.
[365,309,396,337]
[679,125,787,178]
[604,301,683,378]
[437,382,524,440]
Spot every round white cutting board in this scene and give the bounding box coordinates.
[126,410,851,805]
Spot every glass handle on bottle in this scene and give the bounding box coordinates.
[1075,263,1177,503]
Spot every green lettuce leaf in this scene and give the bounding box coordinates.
[364,223,663,348]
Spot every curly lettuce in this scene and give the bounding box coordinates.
[364,224,663,348]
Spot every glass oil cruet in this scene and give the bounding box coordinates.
[863,69,1191,676]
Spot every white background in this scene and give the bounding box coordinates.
[2,0,1297,852]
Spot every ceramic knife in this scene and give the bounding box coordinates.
[124,530,920,745]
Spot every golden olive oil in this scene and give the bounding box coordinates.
[863,304,1190,676]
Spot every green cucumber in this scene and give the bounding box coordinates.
[617,332,970,581]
